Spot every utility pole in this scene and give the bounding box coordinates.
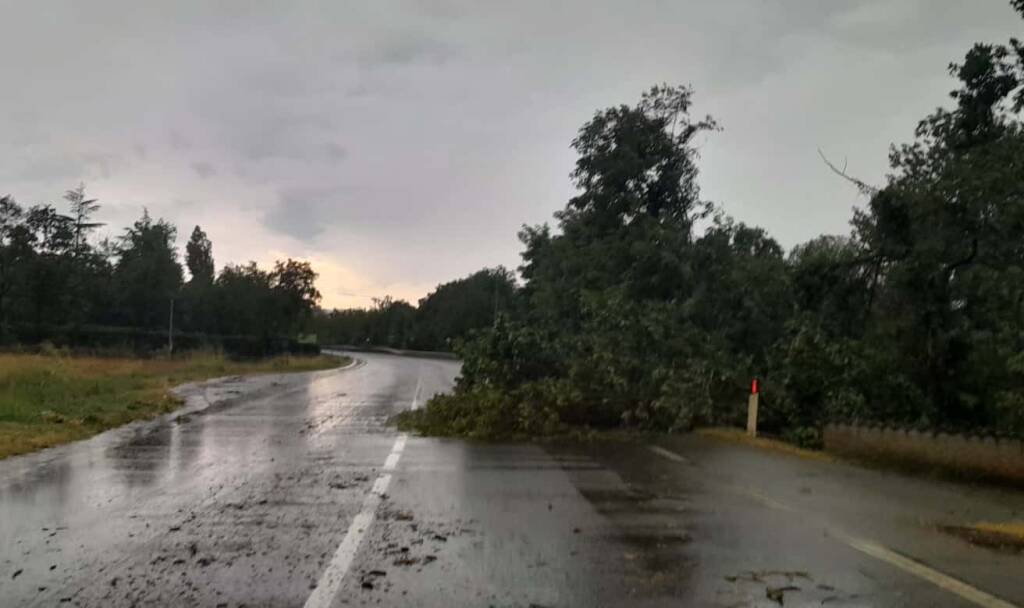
[168,298,174,355]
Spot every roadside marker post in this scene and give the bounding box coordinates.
[746,378,759,437]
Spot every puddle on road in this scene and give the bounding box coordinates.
[542,442,702,598]
[546,439,879,607]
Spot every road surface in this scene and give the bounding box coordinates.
[1,351,1022,607]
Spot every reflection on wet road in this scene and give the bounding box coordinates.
[2,351,1023,607]
[0,353,454,606]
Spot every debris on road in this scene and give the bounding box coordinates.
[766,585,801,605]
[725,570,810,584]
[359,569,387,590]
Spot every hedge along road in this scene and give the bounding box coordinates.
[1,351,1022,607]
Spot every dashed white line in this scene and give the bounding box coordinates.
[383,450,402,470]
[648,445,692,464]
[303,432,408,608]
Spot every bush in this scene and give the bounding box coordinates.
[395,387,518,438]
[3,324,319,358]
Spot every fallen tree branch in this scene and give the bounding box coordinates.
[818,148,880,196]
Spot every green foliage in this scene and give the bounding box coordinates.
[407,8,1024,442]
[413,268,518,350]
[0,187,324,354]
[848,16,1024,429]
[115,210,183,329]
[313,267,519,352]
[316,296,418,348]
[271,259,322,335]
[407,84,782,438]
[395,388,520,438]
[455,314,561,390]
[185,225,214,285]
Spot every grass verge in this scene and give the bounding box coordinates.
[702,426,1024,490]
[695,427,835,462]
[972,521,1024,539]
[939,522,1024,553]
[0,351,348,459]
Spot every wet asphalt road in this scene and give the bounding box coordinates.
[2,351,1023,607]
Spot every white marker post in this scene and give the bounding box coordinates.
[746,377,759,438]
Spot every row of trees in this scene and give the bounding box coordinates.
[0,183,514,355]
[313,267,518,351]
[404,5,1024,442]
[0,188,321,353]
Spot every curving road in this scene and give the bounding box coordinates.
[1,352,1023,607]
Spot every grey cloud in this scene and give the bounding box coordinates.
[265,188,344,241]
[168,130,192,151]
[6,149,123,184]
[191,161,217,179]
[0,0,1020,306]
[359,35,453,67]
[264,179,436,243]
[206,107,344,165]
[11,154,81,184]
[323,143,347,161]
[80,153,123,180]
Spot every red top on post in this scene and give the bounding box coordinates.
[751,378,759,395]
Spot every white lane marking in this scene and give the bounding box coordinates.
[734,487,798,513]
[736,487,1016,607]
[648,445,693,465]
[304,433,408,608]
[648,443,1019,608]
[840,535,1018,608]
[383,452,401,470]
[390,432,408,455]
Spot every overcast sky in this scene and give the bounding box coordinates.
[2,1,1020,308]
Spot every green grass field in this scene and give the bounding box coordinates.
[0,351,347,459]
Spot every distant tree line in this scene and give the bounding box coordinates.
[0,189,321,356]
[313,267,518,352]
[403,4,1024,443]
